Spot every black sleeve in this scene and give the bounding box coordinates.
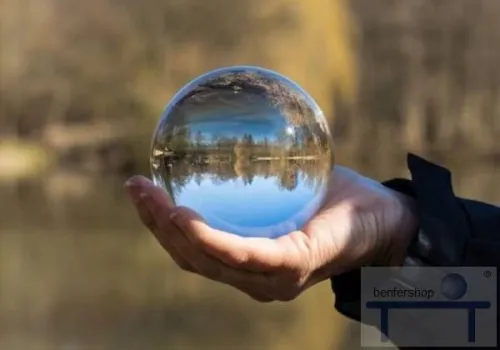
[331,153,500,348]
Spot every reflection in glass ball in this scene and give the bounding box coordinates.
[150,66,334,238]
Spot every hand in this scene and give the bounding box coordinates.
[124,167,418,302]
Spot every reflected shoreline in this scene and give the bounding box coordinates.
[152,152,332,195]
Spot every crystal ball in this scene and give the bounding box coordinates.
[150,66,334,238]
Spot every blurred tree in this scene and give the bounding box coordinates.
[0,0,356,136]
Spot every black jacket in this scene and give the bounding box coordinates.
[332,154,500,349]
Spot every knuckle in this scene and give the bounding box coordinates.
[230,252,249,266]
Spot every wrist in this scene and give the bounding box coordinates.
[389,191,419,266]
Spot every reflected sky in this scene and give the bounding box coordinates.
[173,171,324,238]
[186,109,287,143]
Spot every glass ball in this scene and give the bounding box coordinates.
[150,66,334,238]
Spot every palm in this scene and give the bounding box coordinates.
[303,167,415,276]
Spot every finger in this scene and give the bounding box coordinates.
[147,215,195,273]
[187,247,274,298]
[139,194,278,295]
[126,175,176,221]
[168,206,290,272]
[125,180,219,278]
[125,179,194,273]
[125,175,174,206]
[124,180,156,231]
[138,195,197,274]
[124,175,156,193]
[155,227,195,273]
[190,251,295,302]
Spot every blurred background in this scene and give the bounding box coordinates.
[1,0,499,349]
